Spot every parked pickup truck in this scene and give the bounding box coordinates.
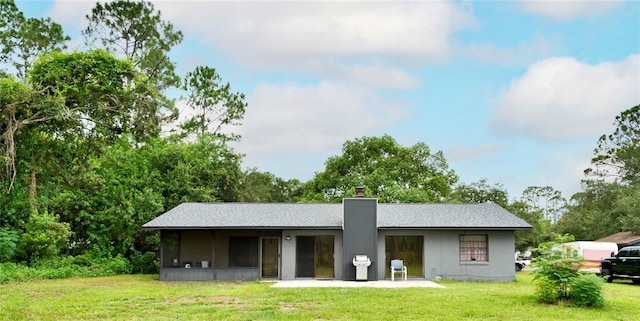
[599,246,640,284]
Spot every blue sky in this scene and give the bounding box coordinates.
[16,0,640,200]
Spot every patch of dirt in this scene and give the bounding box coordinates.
[164,296,245,306]
[279,301,296,311]
[30,291,65,300]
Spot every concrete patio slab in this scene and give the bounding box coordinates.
[269,280,445,288]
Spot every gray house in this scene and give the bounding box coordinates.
[143,197,531,282]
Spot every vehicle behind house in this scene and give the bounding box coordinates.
[563,241,619,273]
[515,251,531,272]
[600,246,640,283]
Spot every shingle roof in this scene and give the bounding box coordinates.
[143,202,532,230]
[596,232,640,245]
[377,203,531,229]
[143,203,343,229]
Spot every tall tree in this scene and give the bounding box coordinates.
[0,0,69,78]
[451,178,509,207]
[554,180,626,240]
[617,186,640,232]
[521,186,566,223]
[83,0,184,138]
[304,135,458,203]
[1,49,157,218]
[586,104,640,185]
[237,168,302,203]
[180,66,247,140]
[507,200,549,251]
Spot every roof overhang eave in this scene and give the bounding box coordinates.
[142,226,343,230]
[378,226,533,230]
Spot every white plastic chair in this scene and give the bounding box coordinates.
[390,259,407,281]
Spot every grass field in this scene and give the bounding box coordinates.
[1,272,638,320]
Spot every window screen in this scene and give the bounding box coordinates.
[229,237,258,267]
[459,234,488,262]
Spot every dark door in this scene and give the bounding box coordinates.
[296,236,315,277]
[295,235,335,278]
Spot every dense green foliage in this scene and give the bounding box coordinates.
[451,178,509,207]
[0,227,18,262]
[569,273,605,307]
[16,212,71,261]
[303,135,459,203]
[238,168,303,203]
[0,0,246,276]
[0,254,130,283]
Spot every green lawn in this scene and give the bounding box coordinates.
[1,272,638,320]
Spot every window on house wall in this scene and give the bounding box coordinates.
[229,237,258,267]
[161,231,180,268]
[459,234,488,262]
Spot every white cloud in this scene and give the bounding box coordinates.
[230,81,412,178]
[541,145,594,198]
[235,81,412,155]
[461,34,559,66]
[519,0,622,20]
[340,64,421,89]
[445,143,508,162]
[154,1,474,69]
[48,0,97,29]
[491,54,640,141]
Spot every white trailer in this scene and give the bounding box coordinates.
[563,241,618,273]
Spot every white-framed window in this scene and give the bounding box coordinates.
[459,234,488,262]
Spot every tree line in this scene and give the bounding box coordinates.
[0,0,638,274]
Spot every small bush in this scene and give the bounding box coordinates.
[570,273,605,307]
[130,251,159,274]
[0,228,19,262]
[533,234,583,303]
[92,254,132,275]
[535,277,560,304]
[16,212,71,261]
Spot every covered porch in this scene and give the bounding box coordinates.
[159,229,281,281]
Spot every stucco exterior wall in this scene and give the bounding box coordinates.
[343,198,378,281]
[377,229,516,281]
[161,228,515,282]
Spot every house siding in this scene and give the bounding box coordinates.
[378,229,515,281]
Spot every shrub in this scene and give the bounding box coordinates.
[535,277,560,304]
[570,273,605,307]
[533,233,583,304]
[0,228,19,262]
[91,254,132,275]
[16,212,71,261]
[130,251,159,274]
